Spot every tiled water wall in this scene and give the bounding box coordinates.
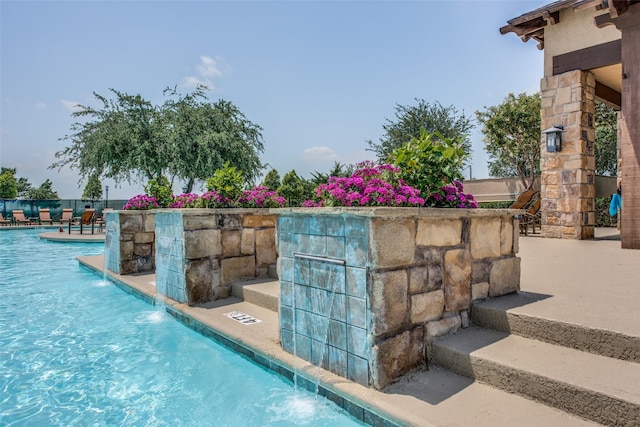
[154,209,278,305]
[276,207,520,389]
[104,210,155,275]
[278,214,371,386]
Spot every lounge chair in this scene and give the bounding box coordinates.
[79,209,96,234]
[0,213,10,226]
[38,208,54,225]
[59,208,73,225]
[520,197,541,236]
[12,210,30,225]
[509,189,538,210]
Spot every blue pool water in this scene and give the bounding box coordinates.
[0,229,362,426]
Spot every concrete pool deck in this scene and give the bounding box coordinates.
[77,227,639,426]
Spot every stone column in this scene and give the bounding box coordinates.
[540,70,596,239]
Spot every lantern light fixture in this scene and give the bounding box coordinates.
[543,125,563,152]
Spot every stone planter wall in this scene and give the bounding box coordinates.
[104,210,155,275]
[276,207,520,389]
[154,209,278,305]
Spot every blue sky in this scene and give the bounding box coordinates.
[1,0,547,199]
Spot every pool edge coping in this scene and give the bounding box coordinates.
[77,256,417,427]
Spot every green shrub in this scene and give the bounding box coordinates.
[479,201,513,209]
[206,162,245,203]
[595,197,617,227]
[389,129,467,197]
[144,176,173,208]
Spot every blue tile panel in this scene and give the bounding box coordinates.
[104,215,121,274]
[278,213,371,387]
[155,211,187,303]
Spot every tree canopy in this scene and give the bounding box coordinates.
[82,173,103,202]
[261,169,281,191]
[51,85,264,193]
[0,169,18,199]
[368,99,474,162]
[595,101,618,176]
[476,92,541,190]
[24,179,59,200]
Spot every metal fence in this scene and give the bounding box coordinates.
[0,199,128,222]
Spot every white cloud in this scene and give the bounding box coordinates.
[61,99,82,112]
[197,55,224,78]
[35,102,47,109]
[180,55,230,91]
[181,76,212,90]
[303,146,339,162]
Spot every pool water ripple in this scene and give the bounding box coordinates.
[0,230,363,426]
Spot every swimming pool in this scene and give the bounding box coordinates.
[0,229,363,426]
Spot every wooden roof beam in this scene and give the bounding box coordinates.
[610,0,630,17]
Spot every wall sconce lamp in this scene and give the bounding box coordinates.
[543,125,563,152]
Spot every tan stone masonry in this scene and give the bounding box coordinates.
[540,70,596,239]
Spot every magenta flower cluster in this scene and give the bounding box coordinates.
[426,180,478,209]
[128,187,287,210]
[123,194,160,210]
[238,186,287,208]
[169,193,200,208]
[304,162,425,207]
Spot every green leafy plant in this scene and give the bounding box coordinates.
[206,162,244,204]
[144,175,173,208]
[389,129,467,197]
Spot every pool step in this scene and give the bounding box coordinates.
[471,292,640,362]
[231,279,279,313]
[431,327,640,426]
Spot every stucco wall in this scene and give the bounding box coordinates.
[543,7,620,76]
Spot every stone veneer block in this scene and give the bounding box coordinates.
[370,218,415,268]
[370,269,408,336]
[120,240,134,260]
[221,230,241,257]
[410,289,444,323]
[185,258,215,303]
[471,282,490,301]
[221,256,256,285]
[470,218,501,259]
[133,243,152,257]
[489,257,521,297]
[426,315,461,340]
[370,327,424,389]
[500,219,513,255]
[183,214,218,230]
[409,266,428,293]
[241,228,255,255]
[120,215,143,232]
[134,232,155,244]
[443,249,471,312]
[143,214,155,232]
[185,229,222,259]
[416,218,461,247]
[242,214,276,228]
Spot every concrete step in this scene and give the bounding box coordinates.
[471,292,640,363]
[431,327,640,426]
[231,279,279,313]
